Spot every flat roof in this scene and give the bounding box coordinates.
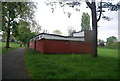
[30,33,84,42]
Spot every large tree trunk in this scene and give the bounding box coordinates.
[5,28,10,48]
[85,0,102,57]
[91,2,98,57]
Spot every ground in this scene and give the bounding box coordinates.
[0,42,20,55]
[2,48,30,79]
[24,47,118,79]
[1,42,118,79]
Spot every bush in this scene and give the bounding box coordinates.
[106,42,118,49]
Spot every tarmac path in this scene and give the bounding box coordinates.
[2,48,30,79]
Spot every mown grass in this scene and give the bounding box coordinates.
[24,47,118,79]
[0,42,20,55]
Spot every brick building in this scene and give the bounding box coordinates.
[29,30,93,54]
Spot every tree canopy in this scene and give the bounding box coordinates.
[2,2,37,48]
[53,30,62,35]
[15,20,36,44]
[16,26,36,44]
[107,36,117,43]
[106,36,118,49]
[67,27,76,36]
[81,12,90,31]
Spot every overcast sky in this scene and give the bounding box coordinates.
[34,0,119,41]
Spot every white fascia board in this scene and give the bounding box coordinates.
[31,33,85,41]
[73,31,84,37]
[41,34,84,41]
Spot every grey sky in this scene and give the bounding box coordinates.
[34,0,119,41]
[0,0,119,42]
[2,0,118,41]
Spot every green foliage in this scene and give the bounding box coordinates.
[81,12,90,31]
[106,36,118,49]
[106,42,118,49]
[107,36,117,43]
[53,30,62,35]
[24,48,118,79]
[2,2,37,48]
[67,27,76,36]
[16,27,36,43]
[2,2,35,32]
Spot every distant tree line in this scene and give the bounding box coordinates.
[106,36,118,49]
[98,36,119,49]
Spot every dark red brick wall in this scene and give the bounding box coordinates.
[35,39,92,54]
[36,39,44,53]
[29,41,35,49]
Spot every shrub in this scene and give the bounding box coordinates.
[106,42,118,49]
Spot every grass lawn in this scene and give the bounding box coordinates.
[0,42,20,55]
[24,47,118,79]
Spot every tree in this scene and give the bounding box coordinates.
[53,30,62,35]
[16,26,36,48]
[85,0,99,57]
[43,29,49,33]
[81,12,90,30]
[15,20,36,47]
[44,0,119,57]
[2,2,36,48]
[67,27,76,36]
[85,0,119,56]
[30,21,41,34]
[106,36,118,49]
[107,36,117,43]
[34,26,41,34]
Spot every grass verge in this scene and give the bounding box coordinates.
[0,42,20,55]
[24,48,118,79]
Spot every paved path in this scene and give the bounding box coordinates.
[2,48,30,79]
